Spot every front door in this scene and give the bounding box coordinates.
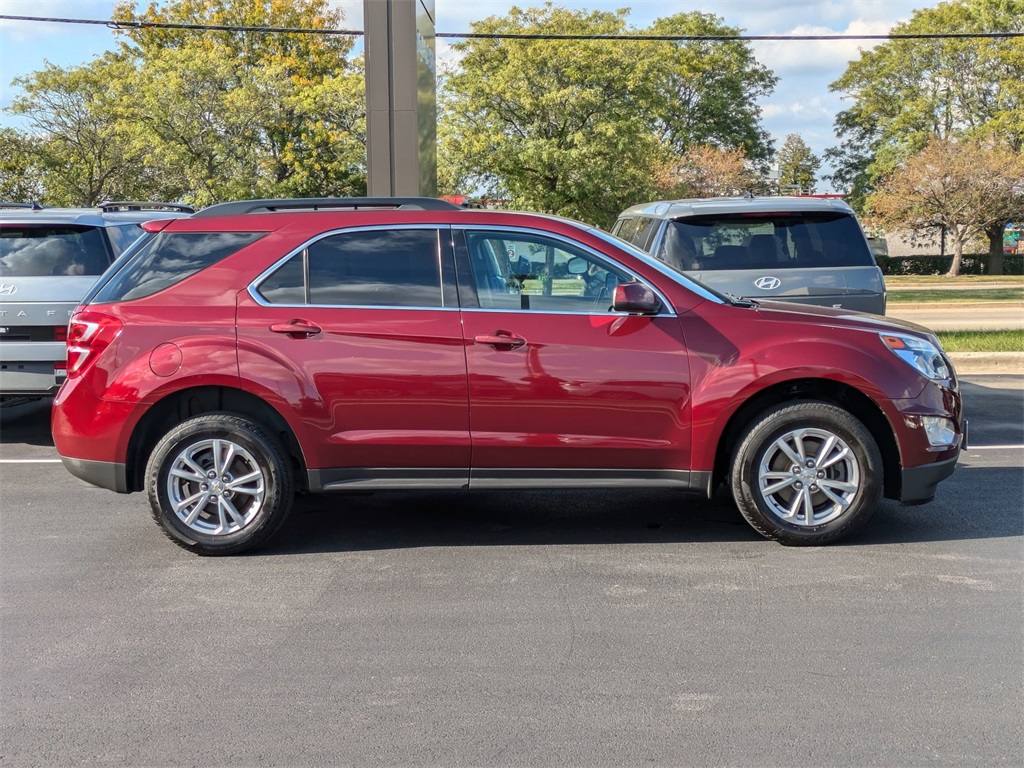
[456,227,693,488]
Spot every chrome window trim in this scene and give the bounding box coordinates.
[456,223,677,316]
[248,224,449,309]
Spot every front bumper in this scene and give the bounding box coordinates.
[900,452,960,505]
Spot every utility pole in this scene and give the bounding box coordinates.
[363,0,438,197]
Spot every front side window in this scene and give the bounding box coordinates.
[464,230,632,313]
[0,225,110,276]
[256,228,442,308]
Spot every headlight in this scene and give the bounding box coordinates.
[880,332,950,380]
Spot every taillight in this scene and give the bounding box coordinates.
[66,312,123,378]
[54,326,67,342]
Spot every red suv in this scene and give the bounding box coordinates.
[51,197,966,555]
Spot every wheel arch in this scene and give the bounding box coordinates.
[711,378,902,501]
[125,385,307,494]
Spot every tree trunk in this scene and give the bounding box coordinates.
[986,222,1005,276]
[945,234,964,278]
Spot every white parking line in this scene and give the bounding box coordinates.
[965,445,1024,450]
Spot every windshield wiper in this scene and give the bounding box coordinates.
[726,294,758,308]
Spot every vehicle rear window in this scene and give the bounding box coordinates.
[90,231,265,303]
[0,225,111,277]
[662,212,873,271]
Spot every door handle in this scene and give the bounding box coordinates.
[474,331,526,349]
[270,319,322,338]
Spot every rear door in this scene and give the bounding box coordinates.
[237,225,471,490]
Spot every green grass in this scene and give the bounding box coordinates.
[935,329,1024,352]
[886,274,1024,287]
[888,288,1024,303]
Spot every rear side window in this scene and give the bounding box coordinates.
[255,228,442,308]
[0,225,111,277]
[666,213,873,271]
[614,216,661,252]
[91,232,265,303]
[105,223,147,256]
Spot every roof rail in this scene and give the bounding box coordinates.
[0,201,46,210]
[192,197,463,218]
[99,201,196,213]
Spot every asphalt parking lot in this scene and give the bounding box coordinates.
[1,375,1021,767]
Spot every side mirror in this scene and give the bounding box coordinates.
[612,282,661,314]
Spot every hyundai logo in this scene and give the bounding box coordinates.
[0,283,17,296]
[753,276,781,290]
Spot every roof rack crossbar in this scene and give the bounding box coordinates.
[192,197,463,218]
[99,201,196,213]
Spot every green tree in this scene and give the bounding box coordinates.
[645,12,777,169]
[110,0,366,204]
[826,0,1023,268]
[6,55,159,205]
[776,134,821,194]
[0,129,46,203]
[869,137,1023,276]
[1,0,367,206]
[439,3,776,228]
[439,4,662,227]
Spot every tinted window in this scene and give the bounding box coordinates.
[667,212,873,271]
[465,230,631,313]
[91,232,264,303]
[305,229,441,307]
[106,223,147,256]
[0,225,110,277]
[257,254,306,304]
[633,217,662,251]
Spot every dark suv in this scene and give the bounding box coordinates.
[0,201,194,403]
[51,197,965,555]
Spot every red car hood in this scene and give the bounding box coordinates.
[751,299,936,337]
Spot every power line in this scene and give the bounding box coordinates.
[0,14,1021,41]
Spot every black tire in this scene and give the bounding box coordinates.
[146,413,294,556]
[730,401,882,545]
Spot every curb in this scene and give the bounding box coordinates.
[947,351,1024,375]
[887,301,1024,310]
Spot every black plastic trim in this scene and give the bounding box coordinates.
[900,454,959,505]
[306,467,711,494]
[193,197,462,218]
[58,456,129,494]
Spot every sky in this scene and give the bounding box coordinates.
[0,0,947,192]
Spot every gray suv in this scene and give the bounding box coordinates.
[611,195,887,315]
[0,201,193,403]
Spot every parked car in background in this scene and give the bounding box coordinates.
[51,197,964,556]
[0,201,194,403]
[611,195,887,315]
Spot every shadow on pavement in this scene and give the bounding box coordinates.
[0,397,55,447]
